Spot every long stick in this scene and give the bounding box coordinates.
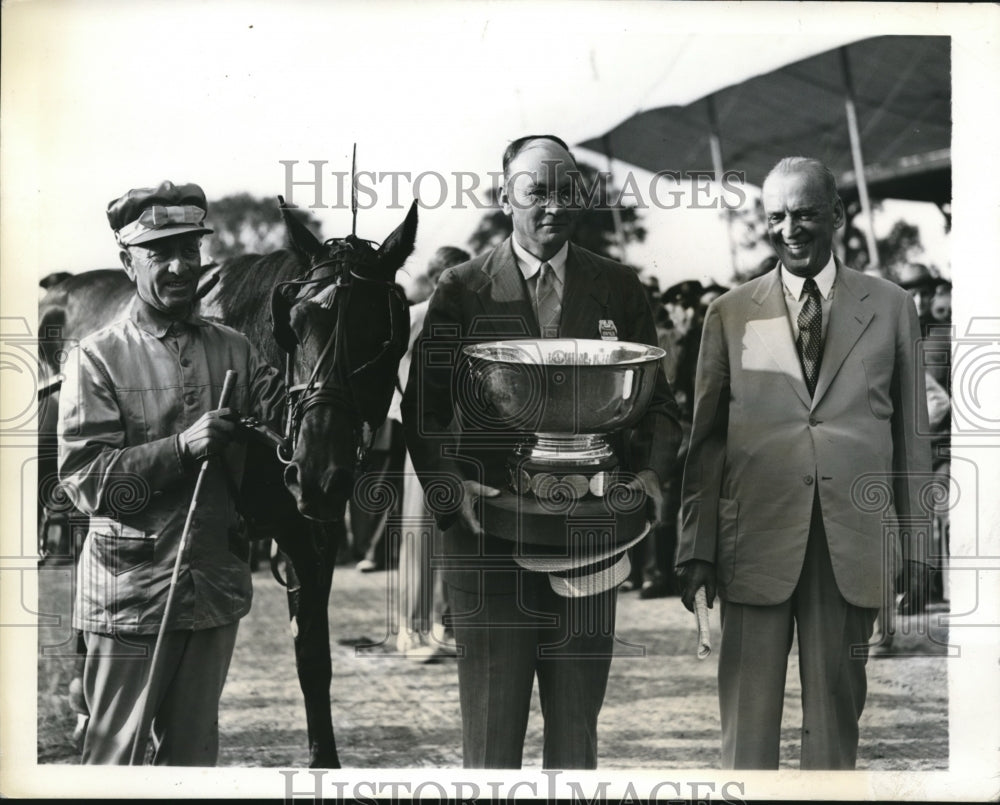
[694,587,712,660]
[129,369,238,764]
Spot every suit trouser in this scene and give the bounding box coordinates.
[447,573,617,769]
[398,451,448,635]
[718,494,878,769]
[81,622,239,765]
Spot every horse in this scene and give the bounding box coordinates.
[37,199,417,768]
[38,269,152,562]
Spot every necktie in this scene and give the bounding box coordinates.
[535,261,561,338]
[797,277,822,396]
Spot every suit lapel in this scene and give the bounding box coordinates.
[811,262,874,407]
[473,238,539,338]
[747,269,812,408]
[559,244,610,338]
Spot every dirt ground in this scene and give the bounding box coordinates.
[36,557,949,771]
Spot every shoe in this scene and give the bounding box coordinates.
[430,622,458,658]
[397,630,442,662]
[356,558,381,573]
[72,714,89,753]
[639,580,671,599]
[869,629,895,656]
[897,593,926,615]
[619,579,638,593]
[68,675,87,716]
[870,641,896,657]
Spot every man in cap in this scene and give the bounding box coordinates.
[889,266,952,619]
[402,135,681,768]
[59,180,284,765]
[896,262,941,338]
[623,279,704,599]
[677,157,931,768]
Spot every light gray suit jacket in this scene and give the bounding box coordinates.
[678,264,932,608]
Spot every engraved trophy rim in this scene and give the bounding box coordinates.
[463,338,666,367]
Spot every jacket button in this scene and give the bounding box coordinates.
[804,474,814,485]
[809,417,818,426]
[185,393,197,406]
[180,358,191,368]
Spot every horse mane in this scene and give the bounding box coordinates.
[207,251,306,367]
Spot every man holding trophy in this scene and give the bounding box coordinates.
[402,135,682,769]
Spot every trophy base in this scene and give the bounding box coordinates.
[508,435,620,501]
[482,489,648,550]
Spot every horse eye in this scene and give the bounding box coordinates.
[288,302,309,332]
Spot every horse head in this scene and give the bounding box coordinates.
[272,198,416,521]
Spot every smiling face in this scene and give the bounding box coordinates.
[499,139,580,260]
[762,169,844,278]
[120,233,202,316]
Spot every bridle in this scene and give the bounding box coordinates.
[264,236,408,473]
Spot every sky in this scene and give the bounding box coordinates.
[0,0,952,298]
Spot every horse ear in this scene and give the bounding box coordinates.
[376,199,418,272]
[278,196,324,259]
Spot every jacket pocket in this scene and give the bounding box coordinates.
[227,526,250,562]
[716,497,739,584]
[863,358,895,420]
[90,520,154,577]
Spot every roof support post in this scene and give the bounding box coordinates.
[840,46,881,271]
[600,134,629,264]
[707,95,739,278]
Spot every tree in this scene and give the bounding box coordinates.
[878,219,924,271]
[204,193,324,262]
[727,195,778,285]
[466,162,646,266]
[842,200,925,276]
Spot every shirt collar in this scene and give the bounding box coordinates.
[780,253,837,301]
[130,296,208,338]
[510,237,569,284]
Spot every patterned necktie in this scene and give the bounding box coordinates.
[535,261,561,338]
[797,277,823,396]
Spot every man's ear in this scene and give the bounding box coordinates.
[498,182,513,216]
[832,197,846,230]
[119,248,136,281]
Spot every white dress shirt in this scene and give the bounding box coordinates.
[780,254,837,342]
[511,237,568,305]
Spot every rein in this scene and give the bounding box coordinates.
[268,243,406,473]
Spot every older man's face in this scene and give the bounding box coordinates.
[500,140,580,260]
[762,170,844,278]
[121,233,202,315]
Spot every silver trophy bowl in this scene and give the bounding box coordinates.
[464,338,664,543]
[464,338,665,436]
[465,338,664,489]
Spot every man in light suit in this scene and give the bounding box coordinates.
[677,157,931,769]
[402,135,681,768]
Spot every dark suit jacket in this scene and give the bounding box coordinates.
[678,264,933,608]
[401,237,682,591]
